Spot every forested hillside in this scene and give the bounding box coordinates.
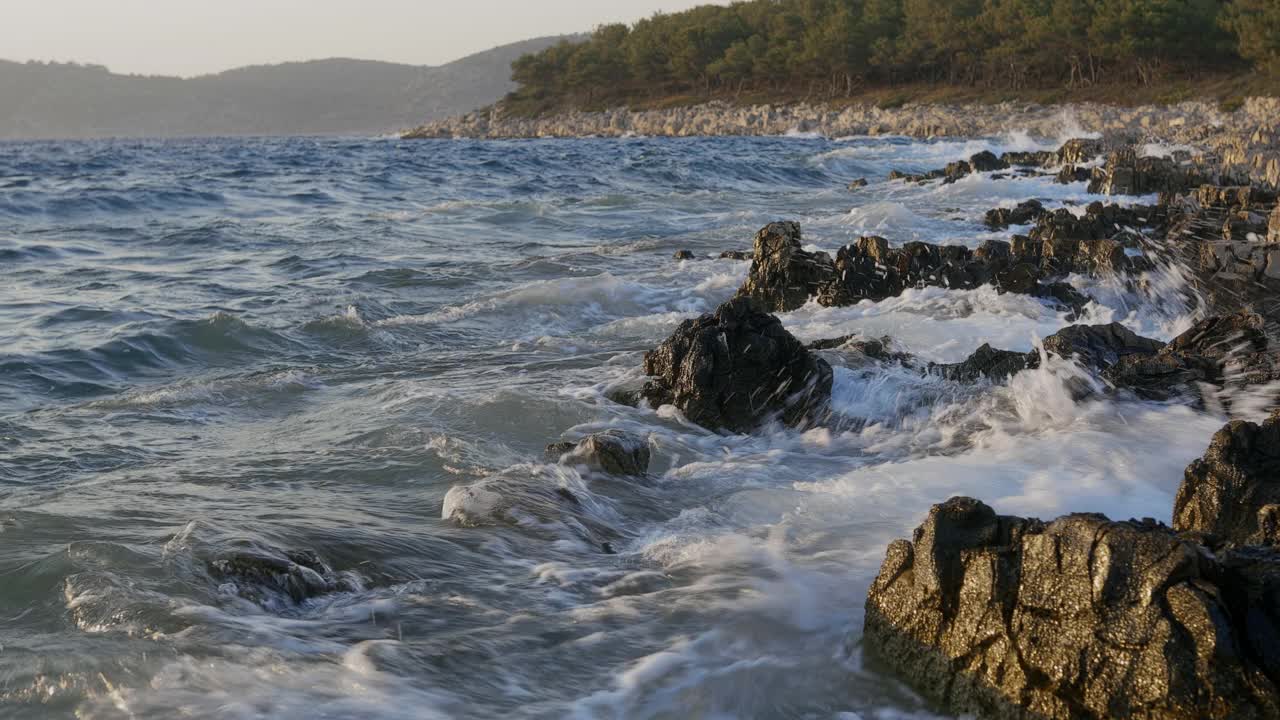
[505,0,1280,115]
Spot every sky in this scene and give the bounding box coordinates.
[2,0,726,77]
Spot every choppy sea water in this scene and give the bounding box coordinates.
[0,133,1245,719]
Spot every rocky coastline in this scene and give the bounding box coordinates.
[405,98,1280,189]
[409,115,1280,717]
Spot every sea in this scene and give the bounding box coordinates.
[0,132,1246,718]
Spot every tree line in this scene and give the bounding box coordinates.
[507,0,1280,112]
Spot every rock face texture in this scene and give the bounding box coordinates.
[735,222,835,312]
[547,430,652,476]
[1174,410,1280,546]
[864,496,1280,720]
[641,297,832,432]
[1039,322,1166,371]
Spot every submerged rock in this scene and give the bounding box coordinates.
[672,249,696,261]
[548,429,651,476]
[719,249,752,260]
[932,343,1034,382]
[1174,410,1280,546]
[641,297,832,432]
[865,496,1280,720]
[209,547,361,605]
[847,178,868,189]
[735,221,835,312]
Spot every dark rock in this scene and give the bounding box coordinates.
[865,496,1280,720]
[1104,312,1270,401]
[640,297,832,433]
[209,547,360,604]
[544,441,577,460]
[719,250,752,261]
[933,344,1035,382]
[735,222,835,312]
[1270,205,1280,245]
[968,150,1007,173]
[1174,410,1280,546]
[847,178,869,189]
[1219,546,1280,683]
[1040,322,1165,371]
[550,430,651,476]
[1055,165,1093,184]
[673,249,696,261]
[984,199,1047,229]
[1000,150,1057,167]
[1030,282,1091,317]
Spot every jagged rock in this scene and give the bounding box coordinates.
[719,250,752,260]
[640,297,832,432]
[673,249,696,261]
[1196,185,1277,211]
[735,222,834,312]
[209,548,360,604]
[1104,312,1269,401]
[847,178,868,189]
[1041,322,1165,371]
[1088,147,1213,196]
[1015,204,1166,276]
[984,199,1047,229]
[1057,137,1104,165]
[864,496,1280,720]
[547,430,651,476]
[1270,205,1280,245]
[1174,410,1280,546]
[1056,165,1093,184]
[932,344,1033,382]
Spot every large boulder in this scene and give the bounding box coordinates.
[209,547,362,606]
[735,222,834,312]
[1174,410,1280,546]
[1057,138,1104,166]
[865,497,1280,720]
[641,297,832,433]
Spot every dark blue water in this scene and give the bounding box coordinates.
[0,135,1230,718]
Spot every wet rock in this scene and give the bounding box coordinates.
[968,150,1006,173]
[735,222,835,312]
[1040,322,1165,371]
[1174,411,1280,546]
[864,496,1280,720]
[719,250,752,260]
[209,547,361,604]
[672,249,696,261]
[983,199,1047,229]
[549,430,651,476]
[1104,312,1269,401]
[807,334,912,364]
[604,387,644,408]
[1055,165,1093,184]
[932,344,1034,382]
[1017,204,1167,276]
[847,178,868,189]
[1271,205,1280,245]
[1000,150,1057,167]
[640,297,832,432]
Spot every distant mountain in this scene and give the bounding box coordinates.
[0,37,564,140]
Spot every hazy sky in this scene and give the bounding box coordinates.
[3,0,725,77]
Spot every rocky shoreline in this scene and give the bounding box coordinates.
[404,98,1280,189]
[408,121,1280,717]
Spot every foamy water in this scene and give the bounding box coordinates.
[0,132,1236,718]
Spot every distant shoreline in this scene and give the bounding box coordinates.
[405,96,1275,143]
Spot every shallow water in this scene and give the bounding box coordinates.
[0,133,1248,718]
